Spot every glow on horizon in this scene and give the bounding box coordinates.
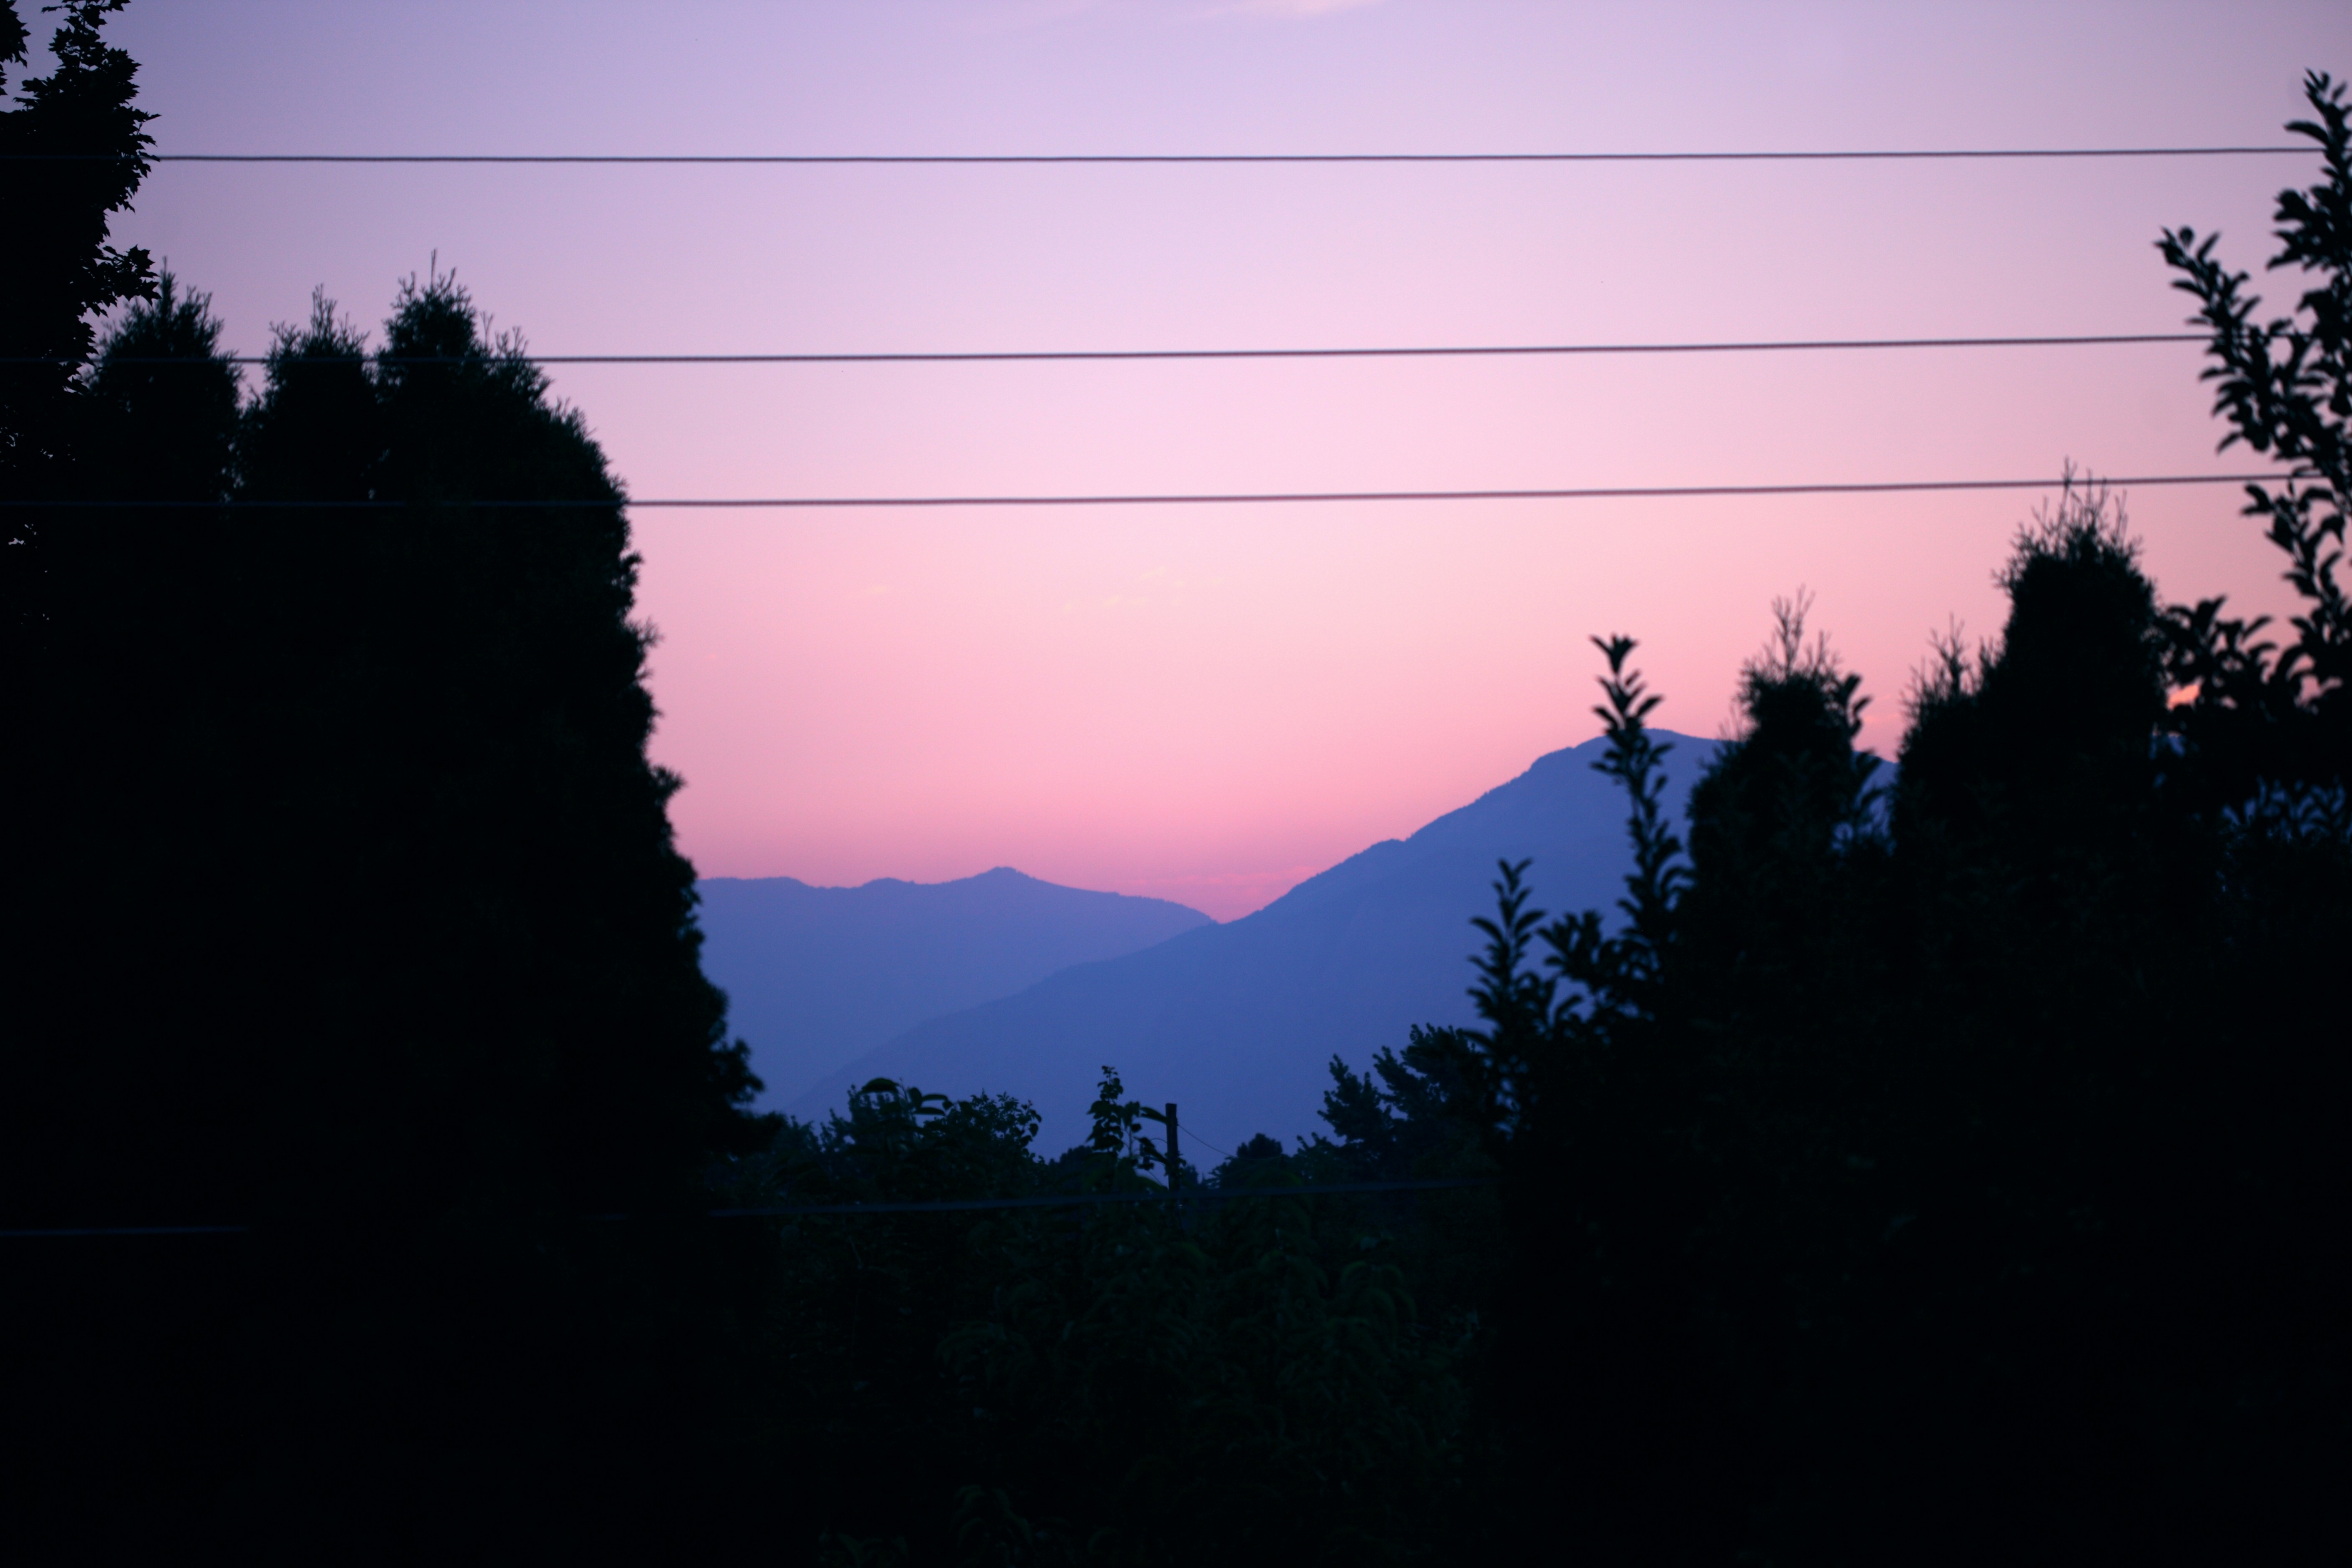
[79,0,2352,922]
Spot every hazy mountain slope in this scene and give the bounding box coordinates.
[794,732,1721,1152]
[696,867,1212,1105]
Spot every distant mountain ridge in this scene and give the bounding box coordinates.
[790,731,1721,1152]
[696,867,1212,1105]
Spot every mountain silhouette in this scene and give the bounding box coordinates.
[790,733,1722,1153]
[697,867,1212,1105]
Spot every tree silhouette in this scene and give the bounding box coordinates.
[0,0,167,1217]
[11,24,2350,1561]
[1445,460,2348,1560]
[213,272,772,1550]
[717,1069,1476,1565]
[230,272,766,1229]
[2158,71,2352,802]
[8,268,779,1557]
[0,0,153,490]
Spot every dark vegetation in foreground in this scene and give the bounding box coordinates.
[5,7,2348,1560]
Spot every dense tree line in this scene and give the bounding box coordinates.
[5,4,2346,1559]
[1422,73,2352,1563]
[738,66,2346,1563]
[700,1067,1497,1565]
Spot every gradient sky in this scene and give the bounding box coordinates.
[49,0,2352,918]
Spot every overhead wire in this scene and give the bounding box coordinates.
[6,332,2210,368]
[708,1176,1494,1218]
[4,145,2311,165]
[1,1177,1500,1236]
[0,115,2306,1237]
[0,473,2293,510]
[0,1223,252,1238]
[1181,1126,1236,1161]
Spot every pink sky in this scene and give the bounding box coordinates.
[73,0,2352,918]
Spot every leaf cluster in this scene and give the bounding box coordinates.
[2157,71,2352,805]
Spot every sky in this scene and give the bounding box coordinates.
[41,0,2352,919]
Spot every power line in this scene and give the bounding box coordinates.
[709,1176,1495,1217]
[0,1177,1500,1237]
[0,1223,251,1239]
[1181,1126,1237,1161]
[11,333,2209,368]
[0,473,2293,510]
[4,146,2310,165]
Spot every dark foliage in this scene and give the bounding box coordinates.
[0,0,153,651]
[1410,74,2352,1562]
[2156,72,2352,803]
[710,1067,1486,1565]
[8,21,2348,1560]
[5,259,772,1557]
[1438,492,2346,1562]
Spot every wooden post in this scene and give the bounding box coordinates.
[1165,1103,1180,1192]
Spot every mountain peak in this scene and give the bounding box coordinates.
[784,731,1723,1152]
[696,867,1213,1104]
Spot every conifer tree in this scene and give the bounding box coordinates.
[13,278,245,1223]
[231,272,767,1228]
[204,274,773,1548]
[9,257,775,1550]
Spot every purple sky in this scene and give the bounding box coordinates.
[57,0,2352,918]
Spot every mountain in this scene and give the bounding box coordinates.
[695,867,1213,1105]
[791,731,1722,1155]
